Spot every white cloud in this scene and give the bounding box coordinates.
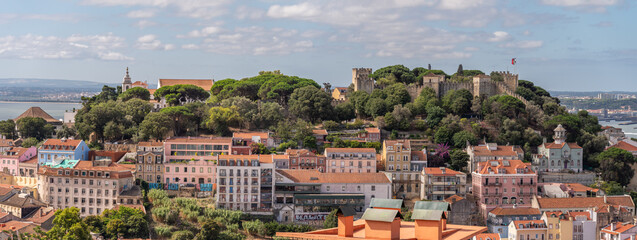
[500,40,543,49]
[134,20,157,28]
[540,0,621,11]
[488,31,511,42]
[0,33,131,60]
[437,0,493,10]
[136,34,174,50]
[127,9,156,18]
[82,0,233,19]
[432,51,472,59]
[182,26,314,55]
[235,5,265,20]
[179,26,223,38]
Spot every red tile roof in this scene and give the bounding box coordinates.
[536,196,635,209]
[233,132,270,140]
[312,129,328,135]
[567,211,591,220]
[489,207,541,216]
[0,139,13,148]
[40,139,83,149]
[324,148,376,153]
[476,160,534,175]
[512,220,546,230]
[0,221,36,233]
[444,195,464,204]
[470,145,523,156]
[474,233,500,240]
[159,79,213,90]
[542,142,582,149]
[410,150,427,161]
[602,222,636,235]
[277,170,390,184]
[423,167,463,176]
[14,107,60,123]
[365,127,380,134]
[608,140,637,152]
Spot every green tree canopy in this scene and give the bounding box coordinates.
[288,86,334,123]
[0,119,16,139]
[206,106,243,136]
[597,148,636,186]
[154,84,210,106]
[140,112,173,141]
[16,117,54,140]
[449,149,469,171]
[45,208,92,240]
[370,65,416,84]
[120,87,150,101]
[211,72,319,105]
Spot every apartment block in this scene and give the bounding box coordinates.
[421,167,466,201]
[136,142,164,183]
[287,149,326,172]
[37,159,136,217]
[324,148,376,173]
[215,155,274,213]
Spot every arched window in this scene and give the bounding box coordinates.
[551,161,554,166]
[502,197,508,204]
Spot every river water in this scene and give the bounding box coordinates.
[0,101,82,121]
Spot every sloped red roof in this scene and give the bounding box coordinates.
[277,169,390,184]
[608,141,637,152]
[536,196,634,209]
[14,107,60,123]
[159,79,213,90]
[542,142,582,149]
[489,207,541,216]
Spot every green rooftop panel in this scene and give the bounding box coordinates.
[411,209,446,221]
[361,208,402,223]
[413,201,450,211]
[369,198,404,209]
[42,159,80,169]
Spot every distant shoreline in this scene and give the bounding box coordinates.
[0,100,81,104]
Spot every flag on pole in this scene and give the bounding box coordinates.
[511,58,517,65]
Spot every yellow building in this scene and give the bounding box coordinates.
[541,212,572,240]
[508,220,547,240]
[332,87,348,100]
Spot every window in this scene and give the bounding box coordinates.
[357,186,361,191]
[326,186,330,191]
[371,186,376,191]
[342,186,345,191]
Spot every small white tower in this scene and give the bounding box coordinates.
[122,67,132,91]
[553,124,567,144]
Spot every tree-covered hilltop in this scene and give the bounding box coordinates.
[66,66,608,171]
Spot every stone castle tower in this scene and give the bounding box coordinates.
[122,67,132,91]
[352,68,373,93]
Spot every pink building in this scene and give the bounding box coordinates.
[163,137,232,185]
[164,159,217,185]
[0,147,37,176]
[472,159,537,218]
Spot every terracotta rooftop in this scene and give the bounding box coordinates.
[232,132,270,140]
[423,167,463,176]
[563,183,597,193]
[365,127,380,134]
[131,81,148,87]
[608,140,637,152]
[444,195,464,204]
[313,129,328,135]
[165,136,232,144]
[476,160,534,175]
[14,107,60,123]
[469,144,523,156]
[39,139,83,149]
[410,150,427,161]
[489,207,540,216]
[512,220,546,230]
[324,148,376,153]
[89,150,127,163]
[601,222,636,235]
[286,149,320,157]
[276,219,487,240]
[542,142,582,149]
[536,195,634,209]
[0,221,36,233]
[0,139,13,148]
[474,233,500,240]
[567,211,591,220]
[277,170,390,184]
[38,161,134,179]
[158,79,213,90]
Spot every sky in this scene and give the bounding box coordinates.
[0,0,635,91]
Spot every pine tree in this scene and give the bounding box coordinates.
[457,64,464,75]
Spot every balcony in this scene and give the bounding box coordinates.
[518,182,534,186]
[485,182,501,186]
[518,192,534,196]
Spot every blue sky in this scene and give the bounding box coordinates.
[0,0,634,91]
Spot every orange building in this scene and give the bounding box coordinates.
[276,198,486,240]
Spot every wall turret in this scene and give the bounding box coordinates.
[352,68,373,94]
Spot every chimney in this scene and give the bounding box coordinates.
[337,212,354,237]
[440,167,445,175]
[604,195,607,204]
[362,208,402,240]
[414,210,446,240]
[610,222,615,231]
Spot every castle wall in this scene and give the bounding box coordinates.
[439,82,473,97]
